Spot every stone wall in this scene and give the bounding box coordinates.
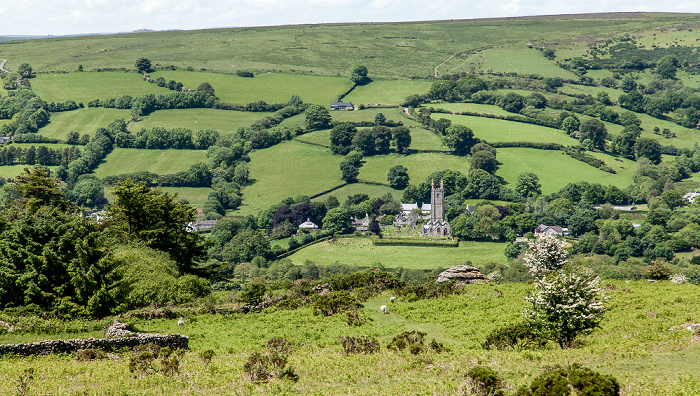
[0,333,189,357]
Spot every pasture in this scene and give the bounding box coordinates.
[159,187,214,207]
[312,183,401,203]
[37,108,131,140]
[496,147,632,193]
[455,48,579,79]
[0,165,58,179]
[440,113,577,145]
[149,70,352,105]
[238,140,343,216]
[343,80,433,105]
[30,71,169,103]
[92,148,208,179]
[359,152,471,185]
[131,109,267,133]
[287,237,508,268]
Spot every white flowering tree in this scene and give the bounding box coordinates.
[522,234,609,348]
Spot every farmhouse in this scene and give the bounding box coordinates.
[351,213,372,231]
[683,192,700,204]
[330,102,354,110]
[187,219,218,232]
[298,218,319,233]
[534,224,569,237]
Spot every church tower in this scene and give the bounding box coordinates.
[430,178,444,222]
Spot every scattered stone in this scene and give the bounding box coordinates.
[435,265,486,285]
[105,319,134,338]
[604,284,616,290]
[312,283,331,295]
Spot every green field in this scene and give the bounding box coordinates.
[131,109,267,133]
[160,187,213,207]
[330,107,405,123]
[8,143,75,150]
[149,70,352,105]
[433,102,520,117]
[359,153,471,185]
[238,140,343,216]
[0,165,58,179]
[496,147,632,193]
[294,126,447,152]
[92,148,208,178]
[344,80,433,105]
[312,182,402,203]
[287,237,508,268]
[440,113,577,145]
[30,72,169,103]
[456,48,579,79]
[37,108,131,140]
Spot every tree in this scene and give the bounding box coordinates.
[7,167,72,213]
[69,176,105,207]
[500,92,525,113]
[330,123,357,155]
[17,63,33,78]
[634,137,662,164]
[515,172,541,201]
[374,112,386,126]
[620,76,637,92]
[578,119,607,151]
[196,82,216,97]
[391,126,411,154]
[656,56,678,79]
[322,208,352,234]
[522,234,608,348]
[442,124,478,155]
[135,57,152,73]
[561,116,580,134]
[351,129,375,154]
[527,92,547,109]
[387,165,410,189]
[350,65,369,85]
[340,162,359,183]
[106,180,209,272]
[304,104,332,130]
[470,150,498,174]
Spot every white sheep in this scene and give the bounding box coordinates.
[390,296,396,303]
[177,317,185,326]
[380,305,388,314]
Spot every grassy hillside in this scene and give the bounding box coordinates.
[92,148,208,178]
[37,108,131,140]
[131,109,268,133]
[31,71,169,102]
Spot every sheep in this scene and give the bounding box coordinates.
[380,305,388,314]
[177,317,185,326]
[390,296,396,303]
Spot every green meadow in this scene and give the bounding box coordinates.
[359,153,471,185]
[30,71,169,103]
[344,80,433,105]
[405,127,447,151]
[131,109,267,133]
[92,148,208,178]
[0,165,58,179]
[238,140,343,216]
[312,183,401,203]
[159,187,214,207]
[496,147,631,193]
[287,237,508,268]
[440,113,577,145]
[433,102,520,117]
[149,70,352,105]
[37,108,131,140]
[456,48,579,79]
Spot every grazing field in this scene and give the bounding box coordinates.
[287,237,508,268]
[330,107,405,124]
[0,165,58,179]
[432,102,520,117]
[0,281,698,394]
[406,127,447,151]
[37,108,131,140]
[159,187,213,207]
[294,130,331,147]
[344,80,433,105]
[92,148,208,178]
[313,183,401,203]
[440,113,576,145]
[149,71,352,105]
[359,152,471,185]
[454,48,579,79]
[238,140,343,216]
[30,72,169,103]
[8,143,75,150]
[559,83,624,101]
[130,109,267,133]
[496,147,631,193]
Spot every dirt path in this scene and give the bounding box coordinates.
[433,53,456,77]
[0,59,9,73]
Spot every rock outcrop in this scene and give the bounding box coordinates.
[105,319,134,338]
[435,265,486,285]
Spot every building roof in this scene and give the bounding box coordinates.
[299,218,318,229]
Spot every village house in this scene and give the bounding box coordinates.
[351,213,372,232]
[683,192,700,205]
[534,224,569,237]
[298,218,319,233]
[330,102,354,110]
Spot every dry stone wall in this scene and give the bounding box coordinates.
[0,333,188,357]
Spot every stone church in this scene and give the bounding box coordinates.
[421,179,451,237]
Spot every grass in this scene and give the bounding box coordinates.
[37,108,132,140]
[287,237,507,269]
[0,165,58,179]
[30,71,169,103]
[294,126,447,152]
[359,153,471,185]
[7,143,75,150]
[149,70,352,105]
[440,113,577,145]
[344,80,433,105]
[131,109,268,133]
[432,102,520,117]
[92,148,208,179]
[456,48,579,79]
[237,140,343,216]
[496,147,632,194]
[160,187,213,207]
[312,183,402,203]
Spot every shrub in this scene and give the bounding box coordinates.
[338,335,380,355]
[198,349,215,371]
[644,261,672,280]
[346,308,366,326]
[237,280,267,306]
[312,291,363,316]
[514,364,620,396]
[266,337,294,354]
[670,273,688,284]
[464,365,506,396]
[76,348,107,361]
[482,322,548,351]
[128,344,184,377]
[387,330,426,355]
[243,351,298,382]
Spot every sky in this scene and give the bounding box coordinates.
[2,0,700,36]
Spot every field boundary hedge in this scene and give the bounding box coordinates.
[372,236,459,247]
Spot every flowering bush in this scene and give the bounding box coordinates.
[523,234,569,280]
[670,273,688,284]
